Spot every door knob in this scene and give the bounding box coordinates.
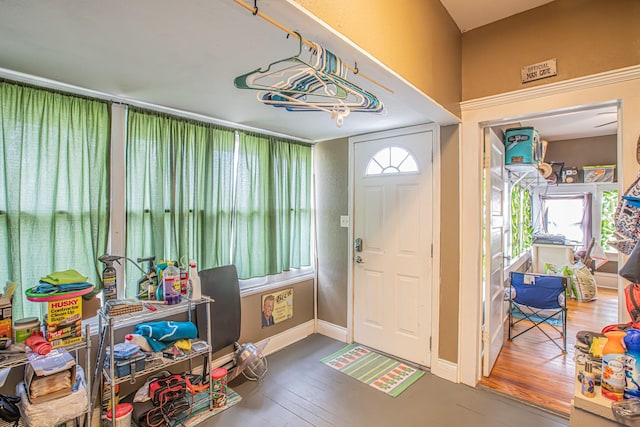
[354,256,364,263]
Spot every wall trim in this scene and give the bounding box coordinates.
[431,358,458,383]
[316,320,348,342]
[594,272,618,289]
[211,320,316,369]
[461,65,640,112]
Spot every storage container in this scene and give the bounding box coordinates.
[583,165,616,183]
[504,127,541,165]
[106,352,147,378]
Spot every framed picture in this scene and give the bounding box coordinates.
[261,288,293,328]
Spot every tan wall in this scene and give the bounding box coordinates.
[314,138,349,327]
[293,0,462,117]
[544,134,617,171]
[462,0,640,100]
[439,124,460,362]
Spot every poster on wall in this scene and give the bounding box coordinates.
[261,288,293,328]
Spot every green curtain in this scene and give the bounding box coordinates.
[125,109,235,297]
[0,81,110,318]
[233,133,311,279]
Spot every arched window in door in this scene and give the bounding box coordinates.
[365,146,419,176]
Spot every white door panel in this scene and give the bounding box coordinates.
[483,128,506,376]
[353,129,433,366]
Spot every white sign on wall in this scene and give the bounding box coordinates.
[521,58,557,83]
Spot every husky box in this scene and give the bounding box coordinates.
[504,127,541,165]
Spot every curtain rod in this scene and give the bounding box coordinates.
[233,0,393,94]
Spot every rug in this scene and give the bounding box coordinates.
[321,344,424,397]
[172,387,242,426]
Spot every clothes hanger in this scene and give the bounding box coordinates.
[257,43,384,113]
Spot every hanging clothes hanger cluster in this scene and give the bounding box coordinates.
[235,36,383,127]
[233,0,385,127]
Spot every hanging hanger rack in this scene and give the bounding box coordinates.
[233,0,393,94]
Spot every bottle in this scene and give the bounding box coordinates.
[180,264,188,296]
[602,330,627,401]
[98,255,119,301]
[125,333,153,352]
[188,259,202,301]
[136,256,157,300]
[624,329,640,399]
[162,262,181,305]
[581,361,595,398]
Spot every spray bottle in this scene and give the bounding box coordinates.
[136,256,157,300]
[162,261,181,305]
[98,255,121,301]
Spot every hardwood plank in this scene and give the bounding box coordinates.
[480,287,618,416]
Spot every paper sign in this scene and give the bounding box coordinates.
[521,58,557,83]
[261,288,293,328]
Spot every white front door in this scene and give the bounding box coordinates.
[352,126,433,366]
[483,128,506,376]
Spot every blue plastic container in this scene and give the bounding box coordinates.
[624,329,640,399]
[504,127,540,165]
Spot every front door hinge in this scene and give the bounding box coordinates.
[429,336,432,351]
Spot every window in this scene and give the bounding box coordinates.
[365,146,418,176]
[541,194,591,246]
[601,190,618,251]
[532,184,616,255]
[124,109,312,295]
[510,184,532,258]
[0,81,110,318]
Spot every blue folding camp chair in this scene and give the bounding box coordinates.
[508,271,568,353]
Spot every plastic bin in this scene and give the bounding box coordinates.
[106,352,147,378]
[504,127,541,165]
[583,165,616,183]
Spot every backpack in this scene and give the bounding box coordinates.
[611,171,640,255]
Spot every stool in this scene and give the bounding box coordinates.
[211,367,228,407]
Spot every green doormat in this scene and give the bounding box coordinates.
[321,344,424,397]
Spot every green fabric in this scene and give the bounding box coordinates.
[233,133,312,279]
[0,81,110,318]
[40,269,89,285]
[125,109,235,297]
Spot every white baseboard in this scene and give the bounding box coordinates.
[430,358,458,383]
[316,320,348,342]
[210,320,316,370]
[595,272,618,289]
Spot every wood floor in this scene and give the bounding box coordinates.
[479,287,618,417]
[205,334,568,427]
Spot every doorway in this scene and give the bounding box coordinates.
[350,124,435,367]
[480,104,620,415]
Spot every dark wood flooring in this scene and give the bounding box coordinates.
[479,287,618,417]
[204,334,568,427]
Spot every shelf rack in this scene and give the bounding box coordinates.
[0,324,92,427]
[505,163,548,189]
[96,297,213,426]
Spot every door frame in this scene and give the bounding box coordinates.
[459,65,640,387]
[347,123,444,375]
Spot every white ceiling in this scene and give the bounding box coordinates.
[0,0,456,143]
[0,0,617,143]
[440,0,555,32]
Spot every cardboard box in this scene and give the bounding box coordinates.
[25,350,76,404]
[46,296,83,348]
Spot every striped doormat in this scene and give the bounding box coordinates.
[320,343,424,397]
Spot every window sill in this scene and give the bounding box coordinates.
[239,268,315,297]
[82,268,316,336]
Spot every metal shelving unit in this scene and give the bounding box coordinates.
[96,297,213,426]
[0,325,92,427]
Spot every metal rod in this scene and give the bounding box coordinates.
[233,0,393,94]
